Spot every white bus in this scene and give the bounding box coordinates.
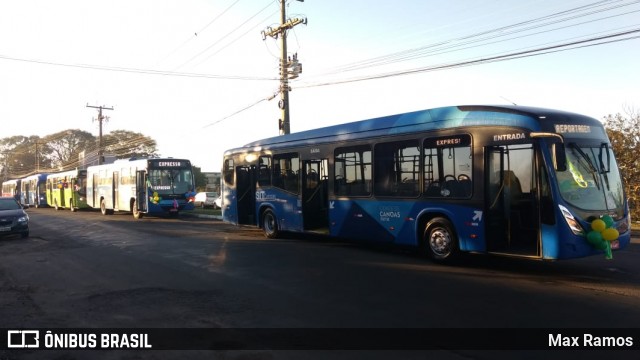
[86,158,196,218]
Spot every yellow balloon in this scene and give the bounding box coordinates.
[601,228,619,242]
[591,219,606,232]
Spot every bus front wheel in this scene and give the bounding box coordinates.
[132,200,144,219]
[262,209,280,239]
[423,217,459,262]
[100,199,110,216]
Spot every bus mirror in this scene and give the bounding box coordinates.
[553,143,567,172]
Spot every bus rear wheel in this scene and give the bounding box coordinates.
[262,209,280,239]
[423,217,459,262]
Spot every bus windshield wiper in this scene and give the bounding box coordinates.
[569,143,600,190]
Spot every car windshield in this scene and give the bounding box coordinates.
[555,142,625,214]
[206,192,217,197]
[0,198,21,210]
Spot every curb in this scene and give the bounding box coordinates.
[183,212,222,220]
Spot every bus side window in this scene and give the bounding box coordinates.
[374,140,419,197]
[258,156,271,187]
[424,135,472,198]
[224,159,234,185]
[334,145,372,197]
[272,153,299,193]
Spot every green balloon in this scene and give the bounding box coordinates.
[601,215,614,228]
[586,231,603,246]
[596,239,608,251]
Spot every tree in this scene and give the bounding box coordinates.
[1,129,160,178]
[0,135,49,179]
[102,130,158,159]
[43,129,95,170]
[192,165,208,192]
[603,108,640,220]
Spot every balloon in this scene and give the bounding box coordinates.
[601,228,619,242]
[586,231,603,246]
[601,215,614,228]
[590,219,606,232]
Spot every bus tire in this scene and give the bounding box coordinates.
[262,209,280,239]
[100,198,108,216]
[423,217,459,262]
[133,200,144,219]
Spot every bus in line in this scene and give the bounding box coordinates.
[21,173,49,208]
[46,169,89,211]
[1,179,21,200]
[221,105,630,261]
[86,158,196,218]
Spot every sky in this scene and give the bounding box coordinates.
[1,0,639,172]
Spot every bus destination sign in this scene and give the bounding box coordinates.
[150,160,188,168]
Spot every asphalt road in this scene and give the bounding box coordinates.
[1,208,639,359]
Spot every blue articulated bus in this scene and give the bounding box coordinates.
[21,173,49,208]
[221,105,630,261]
[86,158,196,218]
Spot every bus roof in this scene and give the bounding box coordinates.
[227,105,600,153]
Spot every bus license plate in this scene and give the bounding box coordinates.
[0,226,10,232]
[169,208,177,212]
[611,240,620,250]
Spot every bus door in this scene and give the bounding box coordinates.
[136,171,148,213]
[92,173,99,207]
[236,165,256,225]
[485,144,540,257]
[113,171,120,210]
[59,179,67,208]
[302,159,329,232]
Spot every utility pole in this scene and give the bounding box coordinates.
[261,0,306,135]
[35,142,39,172]
[86,104,114,165]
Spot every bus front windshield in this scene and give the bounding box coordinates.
[555,142,625,216]
[148,168,194,195]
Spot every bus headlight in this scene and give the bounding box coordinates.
[558,205,584,235]
[617,214,630,234]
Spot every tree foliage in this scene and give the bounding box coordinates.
[43,129,95,169]
[191,165,209,192]
[103,130,159,159]
[1,129,159,179]
[603,109,640,220]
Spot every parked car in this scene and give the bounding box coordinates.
[194,192,218,208]
[0,196,29,239]
[214,196,222,209]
